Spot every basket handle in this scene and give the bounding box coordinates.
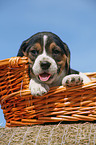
[9,57,28,68]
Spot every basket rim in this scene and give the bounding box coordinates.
[1,79,96,104]
[0,56,28,67]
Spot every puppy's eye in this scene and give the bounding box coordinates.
[31,50,38,56]
[52,49,61,55]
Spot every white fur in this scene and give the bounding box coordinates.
[79,72,91,84]
[62,74,83,86]
[43,35,48,54]
[32,54,57,78]
[29,78,49,96]
[62,73,90,87]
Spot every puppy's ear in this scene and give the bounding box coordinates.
[63,43,71,74]
[17,40,28,57]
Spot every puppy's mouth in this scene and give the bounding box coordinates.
[39,72,51,82]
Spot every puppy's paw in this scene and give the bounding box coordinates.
[29,79,49,96]
[62,74,83,87]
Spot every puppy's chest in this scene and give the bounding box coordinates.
[49,75,64,87]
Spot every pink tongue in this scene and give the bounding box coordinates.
[39,73,51,81]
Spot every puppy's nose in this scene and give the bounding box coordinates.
[40,61,51,70]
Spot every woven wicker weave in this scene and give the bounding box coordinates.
[0,57,96,127]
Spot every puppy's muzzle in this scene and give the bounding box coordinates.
[40,61,51,70]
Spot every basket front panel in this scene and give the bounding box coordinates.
[1,85,96,127]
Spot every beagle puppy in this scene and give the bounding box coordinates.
[17,32,90,96]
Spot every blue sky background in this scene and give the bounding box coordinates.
[0,0,96,126]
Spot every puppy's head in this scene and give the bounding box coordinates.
[17,32,70,84]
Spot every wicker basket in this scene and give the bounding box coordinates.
[0,57,96,127]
